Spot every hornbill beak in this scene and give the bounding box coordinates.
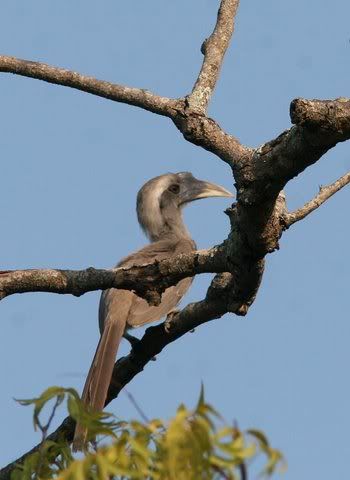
[178,175,233,205]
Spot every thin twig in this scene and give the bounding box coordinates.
[284,171,350,227]
[238,461,247,480]
[124,390,150,424]
[36,397,62,478]
[212,465,231,479]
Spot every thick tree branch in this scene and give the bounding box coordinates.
[0,55,181,118]
[290,97,350,144]
[0,247,226,304]
[234,98,350,205]
[224,100,350,316]
[188,0,240,113]
[219,98,350,338]
[173,114,250,167]
[283,171,350,227]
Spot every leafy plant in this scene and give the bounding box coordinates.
[12,387,285,480]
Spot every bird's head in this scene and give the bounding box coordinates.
[136,172,232,241]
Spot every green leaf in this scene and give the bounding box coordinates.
[196,382,205,410]
[247,429,270,448]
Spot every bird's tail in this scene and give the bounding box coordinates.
[72,317,126,451]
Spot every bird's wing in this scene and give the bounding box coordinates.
[99,238,196,331]
[127,277,193,328]
[125,238,196,328]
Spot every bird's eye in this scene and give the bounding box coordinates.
[168,184,180,194]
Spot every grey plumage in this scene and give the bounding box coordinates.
[73,172,232,450]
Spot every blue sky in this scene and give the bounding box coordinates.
[1,1,350,478]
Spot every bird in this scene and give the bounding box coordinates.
[72,171,232,450]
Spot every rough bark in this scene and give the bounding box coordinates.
[0,247,226,304]
[188,0,240,114]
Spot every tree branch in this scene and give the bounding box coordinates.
[290,97,350,144]
[0,247,226,304]
[188,0,240,113]
[283,171,350,227]
[221,98,350,338]
[171,0,247,167]
[0,55,181,118]
[173,113,250,167]
[234,98,350,205]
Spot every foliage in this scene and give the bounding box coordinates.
[12,387,285,480]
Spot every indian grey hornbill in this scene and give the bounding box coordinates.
[73,171,232,450]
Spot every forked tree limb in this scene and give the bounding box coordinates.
[235,98,350,206]
[0,0,246,169]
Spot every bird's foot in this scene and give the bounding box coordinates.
[123,332,140,348]
[164,309,180,333]
[123,332,156,361]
